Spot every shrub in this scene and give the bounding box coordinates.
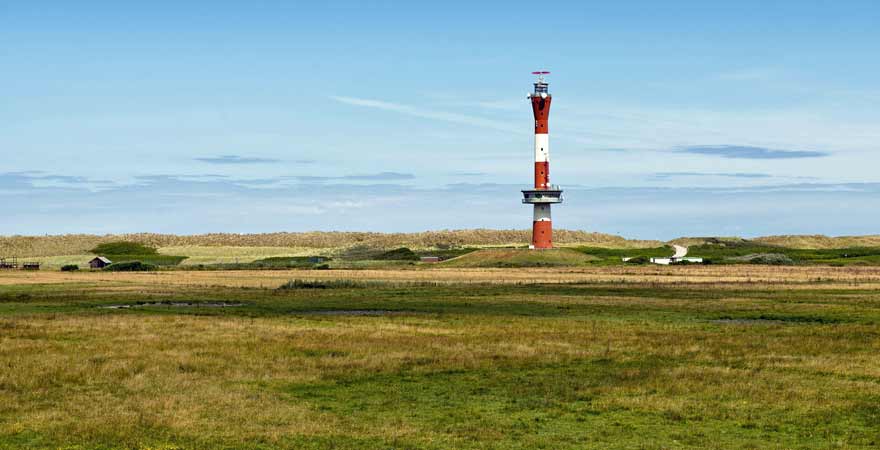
[103,261,158,272]
[728,253,795,265]
[375,247,419,261]
[60,264,79,272]
[250,256,328,268]
[91,241,159,255]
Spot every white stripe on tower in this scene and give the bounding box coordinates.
[535,133,549,163]
[534,204,551,222]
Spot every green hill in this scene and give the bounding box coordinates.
[441,248,599,268]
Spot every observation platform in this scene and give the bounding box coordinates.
[522,186,564,204]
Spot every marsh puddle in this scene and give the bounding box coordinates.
[296,310,402,316]
[712,319,785,325]
[101,302,244,309]
[712,316,838,325]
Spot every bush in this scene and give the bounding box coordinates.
[728,253,794,265]
[103,261,158,272]
[91,242,158,255]
[250,256,329,268]
[375,247,419,261]
[60,264,79,272]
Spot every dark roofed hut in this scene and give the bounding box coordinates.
[89,257,112,269]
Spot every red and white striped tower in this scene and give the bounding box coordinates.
[522,71,563,249]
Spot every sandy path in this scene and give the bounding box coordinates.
[672,245,688,258]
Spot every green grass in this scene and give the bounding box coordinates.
[570,246,675,265]
[415,247,479,259]
[0,273,879,448]
[574,245,674,259]
[86,241,187,267]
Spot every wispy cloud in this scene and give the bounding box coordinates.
[0,171,115,190]
[452,171,488,177]
[716,68,780,82]
[330,95,521,133]
[195,155,280,165]
[677,145,829,159]
[342,172,415,181]
[653,172,772,179]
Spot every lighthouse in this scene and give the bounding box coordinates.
[522,71,563,249]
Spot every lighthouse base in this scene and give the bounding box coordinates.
[532,220,553,249]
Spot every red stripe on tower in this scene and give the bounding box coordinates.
[522,71,563,249]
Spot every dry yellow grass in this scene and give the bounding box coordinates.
[3,265,880,289]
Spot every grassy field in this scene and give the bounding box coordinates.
[0,266,879,449]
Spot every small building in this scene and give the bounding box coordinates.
[650,257,703,265]
[420,256,442,263]
[89,256,113,269]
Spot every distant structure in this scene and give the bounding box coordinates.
[0,257,41,270]
[419,256,442,263]
[649,257,703,265]
[522,71,563,249]
[89,256,113,269]
[622,256,704,265]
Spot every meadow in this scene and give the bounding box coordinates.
[0,266,879,449]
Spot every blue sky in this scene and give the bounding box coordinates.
[2,1,878,239]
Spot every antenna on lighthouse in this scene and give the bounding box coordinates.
[531,71,550,95]
[531,70,550,83]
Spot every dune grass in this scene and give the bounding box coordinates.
[685,238,880,265]
[0,267,878,448]
[0,230,661,259]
